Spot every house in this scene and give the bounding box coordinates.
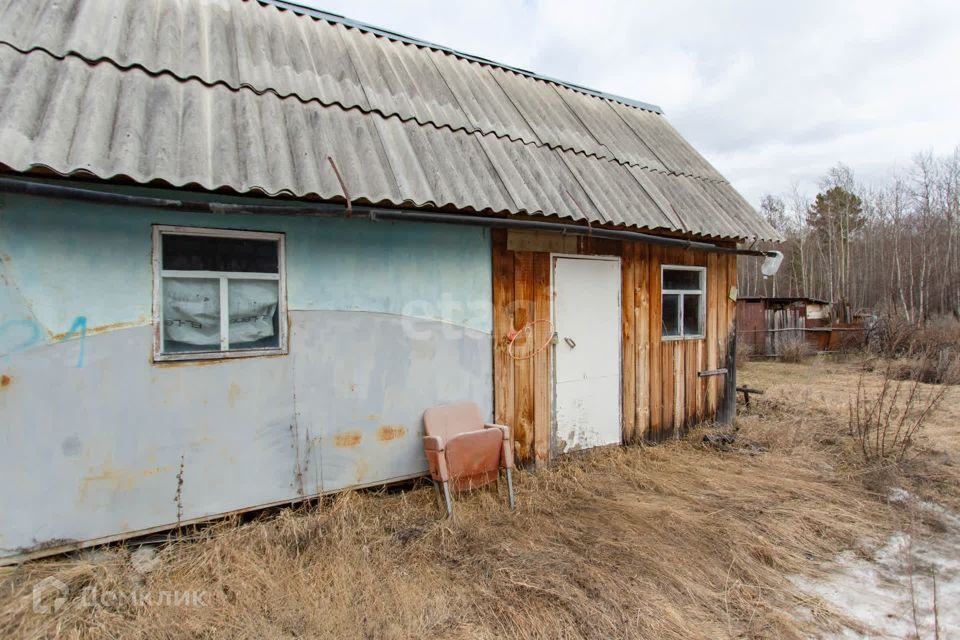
[0,0,779,563]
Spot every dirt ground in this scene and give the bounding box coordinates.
[1,357,957,639]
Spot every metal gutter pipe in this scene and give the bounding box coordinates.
[0,176,777,258]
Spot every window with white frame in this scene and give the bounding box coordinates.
[661,265,705,340]
[153,226,287,360]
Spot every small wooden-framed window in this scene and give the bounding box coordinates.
[661,265,705,340]
[152,226,288,362]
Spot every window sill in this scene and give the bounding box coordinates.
[153,347,288,364]
[661,335,705,342]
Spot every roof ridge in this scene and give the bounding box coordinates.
[253,0,664,114]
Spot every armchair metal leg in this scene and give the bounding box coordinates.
[441,480,453,517]
[432,480,441,507]
[505,468,515,510]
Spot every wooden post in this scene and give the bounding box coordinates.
[706,252,719,417]
[719,254,738,424]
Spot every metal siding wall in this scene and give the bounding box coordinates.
[0,193,152,337]
[735,300,766,356]
[1,327,299,550]
[293,312,491,493]
[0,255,40,347]
[0,186,493,560]
[0,189,492,337]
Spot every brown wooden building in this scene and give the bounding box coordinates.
[737,296,866,358]
[494,230,741,464]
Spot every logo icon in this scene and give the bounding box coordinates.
[32,576,68,614]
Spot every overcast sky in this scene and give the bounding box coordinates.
[299,0,960,207]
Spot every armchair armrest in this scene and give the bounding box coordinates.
[483,423,514,469]
[423,435,445,451]
[483,422,510,439]
[423,435,448,481]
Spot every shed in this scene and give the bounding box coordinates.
[736,296,865,355]
[0,0,779,563]
[736,296,827,355]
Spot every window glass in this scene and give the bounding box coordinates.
[162,235,279,273]
[683,294,703,336]
[162,278,221,353]
[228,279,280,349]
[662,293,680,337]
[663,269,701,291]
[661,266,705,339]
[155,228,285,359]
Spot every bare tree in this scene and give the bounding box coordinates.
[739,146,960,326]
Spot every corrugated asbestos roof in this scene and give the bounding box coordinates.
[0,0,780,241]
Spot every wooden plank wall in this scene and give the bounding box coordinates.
[492,229,738,465]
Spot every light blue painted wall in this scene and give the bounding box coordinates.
[0,256,42,351]
[0,180,495,559]
[0,181,492,345]
[1,316,492,556]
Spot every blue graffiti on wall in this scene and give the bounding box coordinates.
[59,316,87,368]
[0,316,87,367]
[0,319,40,355]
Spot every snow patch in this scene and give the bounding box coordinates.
[791,490,960,638]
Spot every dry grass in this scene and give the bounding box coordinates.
[891,352,960,386]
[2,446,886,639]
[906,316,960,358]
[849,362,948,464]
[776,334,811,363]
[735,338,753,370]
[740,357,960,509]
[4,358,958,639]
[871,313,960,384]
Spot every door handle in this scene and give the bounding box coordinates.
[564,337,576,349]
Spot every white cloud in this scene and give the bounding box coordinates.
[298,0,960,205]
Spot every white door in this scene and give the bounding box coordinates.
[553,256,621,453]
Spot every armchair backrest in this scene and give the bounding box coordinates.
[423,401,484,442]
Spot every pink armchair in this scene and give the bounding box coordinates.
[423,401,515,516]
